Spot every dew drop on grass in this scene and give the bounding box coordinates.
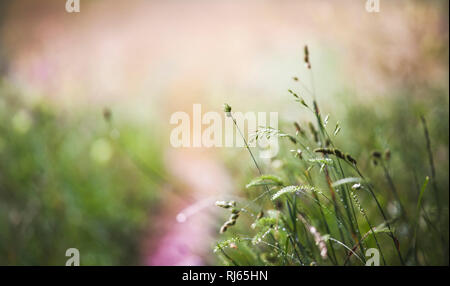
[176,212,187,223]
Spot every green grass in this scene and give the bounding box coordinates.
[214,48,449,266]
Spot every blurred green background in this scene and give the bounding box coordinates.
[0,84,165,265]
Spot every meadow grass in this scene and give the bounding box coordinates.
[214,47,449,266]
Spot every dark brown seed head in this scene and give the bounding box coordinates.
[346,154,357,165]
[333,149,345,160]
[313,100,320,115]
[314,148,334,155]
[294,122,305,136]
[304,45,311,69]
[288,135,297,144]
[372,151,382,159]
[103,108,112,122]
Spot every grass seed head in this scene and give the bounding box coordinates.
[314,148,334,155]
[346,154,357,165]
[333,148,345,160]
[225,219,236,226]
[216,200,236,209]
[223,103,232,117]
[103,108,112,122]
[372,151,382,159]
[231,208,240,214]
[294,122,306,137]
[304,45,311,69]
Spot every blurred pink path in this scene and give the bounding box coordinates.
[143,149,232,265]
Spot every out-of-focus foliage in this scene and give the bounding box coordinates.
[0,81,165,265]
[215,77,449,266]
